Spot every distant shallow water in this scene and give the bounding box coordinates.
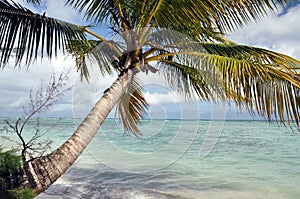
[1,119,299,198]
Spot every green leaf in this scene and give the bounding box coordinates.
[0,147,21,177]
[67,39,123,80]
[148,42,300,126]
[115,79,148,134]
[0,0,86,67]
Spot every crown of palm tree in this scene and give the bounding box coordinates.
[0,0,299,133]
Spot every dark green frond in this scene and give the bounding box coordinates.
[115,79,148,134]
[0,0,86,67]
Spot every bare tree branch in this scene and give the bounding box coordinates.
[1,72,70,162]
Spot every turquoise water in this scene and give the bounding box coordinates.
[1,118,300,198]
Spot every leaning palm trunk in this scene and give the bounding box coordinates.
[20,69,134,191]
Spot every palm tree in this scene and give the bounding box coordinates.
[1,0,299,192]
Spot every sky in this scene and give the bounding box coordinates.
[1,1,300,120]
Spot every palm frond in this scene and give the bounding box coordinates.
[65,0,299,43]
[0,0,86,67]
[67,39,123,80]
[200,44,300,87]
[23,0,41,5]
[149,0,298,39]
[115,78,148,134]
[66,0,118,25]
[157,59,223,101]
[147,42,300,126]
[66,0,144,30]
[201,44,300,125]
[65,0,298,43]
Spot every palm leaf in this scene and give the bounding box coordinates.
[157,59,223,101]
[0,0,86,67]
[153,0,298,35]
[146,42,300,126]
[200,44,300,87]
[200,44,300,125]
[65,0,298,42]
[66,0,143,29]
[67,39,124,80]
[23,0,41,5]
[115,78,148,134]
[66,0,119,25]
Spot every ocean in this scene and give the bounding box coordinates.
[1,118,299,199]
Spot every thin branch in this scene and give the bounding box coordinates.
[2,72,70,162]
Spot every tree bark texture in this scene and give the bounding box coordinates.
[20,70,134,191]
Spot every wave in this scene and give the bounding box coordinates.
[36,183,177,199]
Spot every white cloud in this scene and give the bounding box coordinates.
[44,0,85,24]
[144,91,186,105]
[0,54,119,117]
[229,4,300,59]
[14,0,85,25]
[0,56,75,116]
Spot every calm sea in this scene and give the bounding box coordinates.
[1,118,299,199]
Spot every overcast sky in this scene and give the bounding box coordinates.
[1,1,300,120]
